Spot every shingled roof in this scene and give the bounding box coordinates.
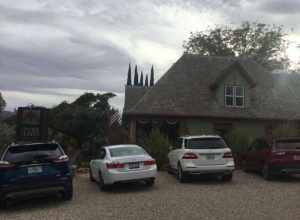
[124,54,300,120]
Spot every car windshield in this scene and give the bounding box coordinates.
[275,140,300,150]
[3,144,63,163]
[109,146,147,157]
[187,138,227,149]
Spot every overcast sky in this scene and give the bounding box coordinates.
[1,0,300,111]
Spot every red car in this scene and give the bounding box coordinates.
[242,138,300,180]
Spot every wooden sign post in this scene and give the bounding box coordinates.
[16,106,49,143]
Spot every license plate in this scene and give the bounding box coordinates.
[28,166,43,174]
[206,154,215,160]
[294,155,300,161]
[128,162,140,169]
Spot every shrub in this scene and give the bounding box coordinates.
[225,128,253,164]
[144,129,170,170]
[272,123,299,139]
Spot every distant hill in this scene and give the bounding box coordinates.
[0,111,15,121]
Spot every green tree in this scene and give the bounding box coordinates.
[0,92,6,112]
[0,123,15,152]
[49,92,117,161]
[183,22,289,70]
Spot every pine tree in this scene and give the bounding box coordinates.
[139,71,144,86]
[145,75,149,87]
[134,65,139,86]
[150,65,154,86]
[126,63,132,86]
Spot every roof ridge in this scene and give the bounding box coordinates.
[183,53,253,61]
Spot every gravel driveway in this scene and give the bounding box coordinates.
[1,171,300,220]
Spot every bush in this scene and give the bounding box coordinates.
[225,128,253,165]
[144,129,170,170]
[272,123,299,139]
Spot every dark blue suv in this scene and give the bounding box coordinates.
[0,142,73,208]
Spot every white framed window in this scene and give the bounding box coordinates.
[225,85,244,107]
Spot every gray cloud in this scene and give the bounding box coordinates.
[260,0,300,14]
[0,0,300,111]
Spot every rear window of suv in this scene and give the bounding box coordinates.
[187,138,227,149]
[3,144,63,163]
[275,139,300,150]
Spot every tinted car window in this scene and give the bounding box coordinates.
[109,146,146,157]
[187,138,227,149]
[275,139,300,150]
[3,144,63,163]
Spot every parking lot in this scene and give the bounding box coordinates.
[1,171,300,220]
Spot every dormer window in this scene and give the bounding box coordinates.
[225,85,244,107]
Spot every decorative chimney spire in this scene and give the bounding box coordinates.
[145,75,149,87]
[134,65,139,86]
[139,71,144,86]
[126,63,132,86]
[150,65,154,86]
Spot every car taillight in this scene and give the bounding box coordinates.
[223,152,233,158]
[144,160,156,166]
[106,162,125,169]
[53,155,69,163]
[182,152,198,159]
[0,161,15,170]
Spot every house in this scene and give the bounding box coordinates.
[123,54,300,144]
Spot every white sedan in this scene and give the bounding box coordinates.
[89,145,157,190]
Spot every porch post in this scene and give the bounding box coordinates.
[129,119,136,144]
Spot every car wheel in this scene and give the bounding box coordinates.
[89,167,95,182]
[177,163,188,183]
[262,163,272,180]
[98,171,109,191]
[222,173,233,182]
[145,178,155,187]
[62,184,73,201]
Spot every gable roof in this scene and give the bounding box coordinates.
[210,61,256,89]
[124,54,300,120]
[123,86,149,113]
